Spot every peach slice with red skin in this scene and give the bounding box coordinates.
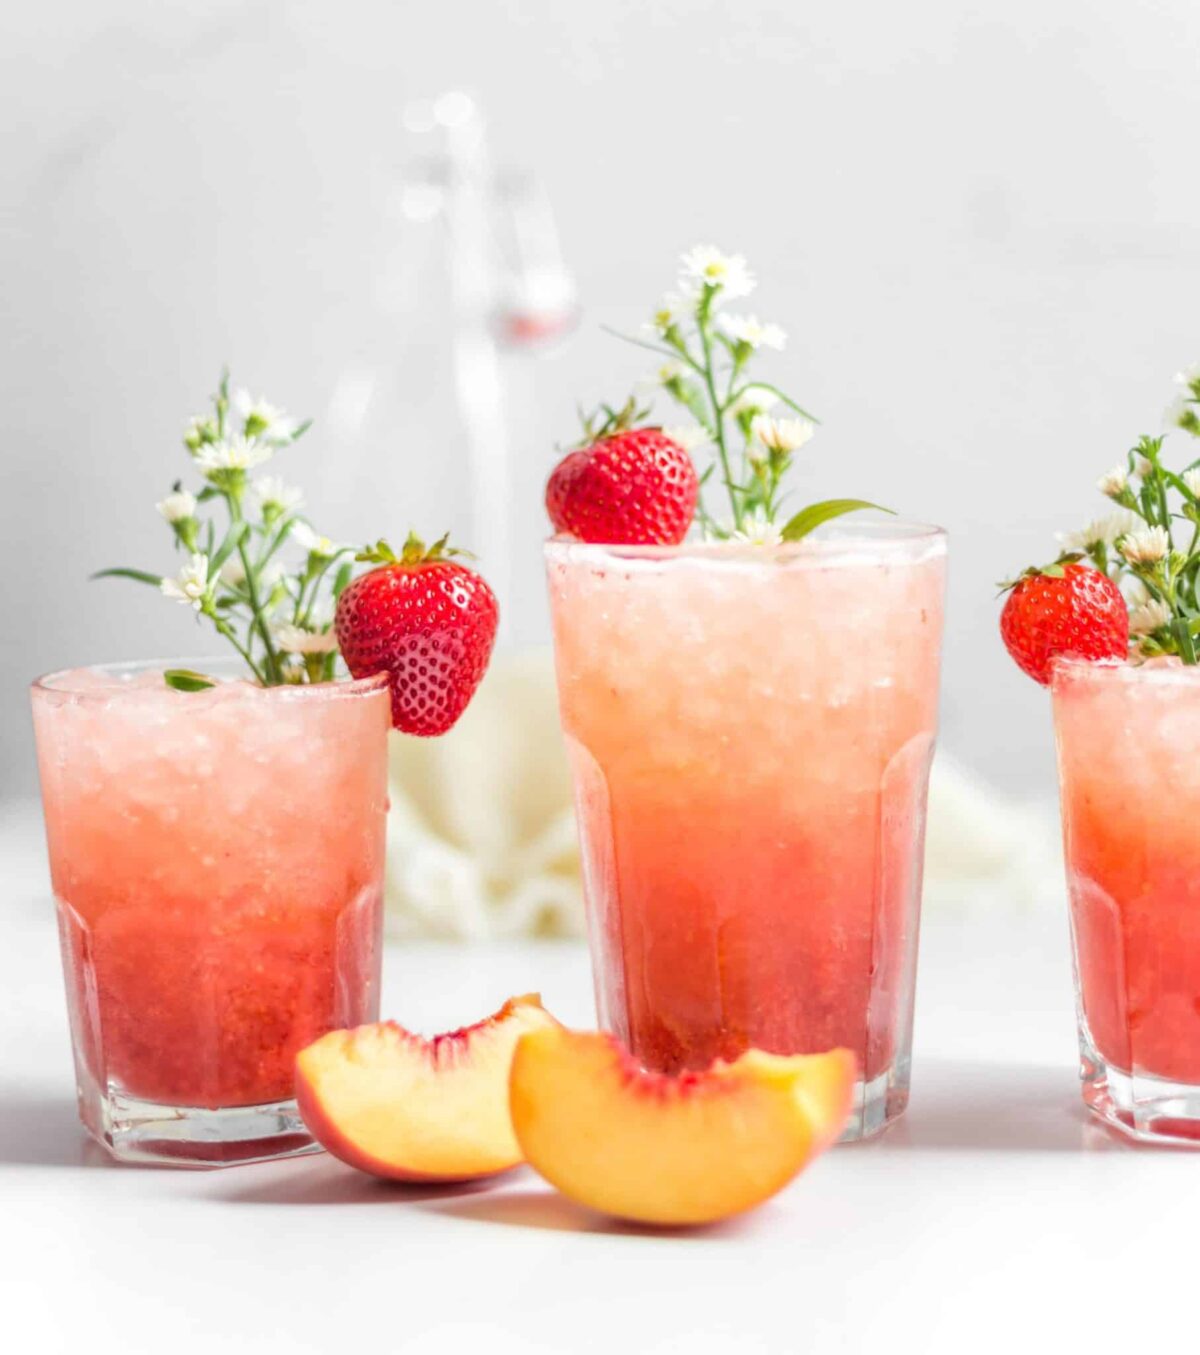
[296,994,557,1182]
[509,1026,856,1226]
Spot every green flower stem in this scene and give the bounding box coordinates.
[227,492,283,684]
[697,290,743,531]
[208,609,267,683]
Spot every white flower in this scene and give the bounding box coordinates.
[160,554,211,610]
[717,313,786,351]
[291,521,340,558]
[1058,510,1138,553]
[643,294,691,336]
[678,245,755,301]
[183,415,217,450]
[1184,469,1200,498]
[1164,389,1200,435]
[218,555,246,588]
[1164,392,1191,433]
[1096,467,1128,499]
[1119,524,1171,565]
[251,475,304,516]
[727,385,779,418]
[1135,453,1154,477]
[273,624,339,655]
[1174,363,1200,392]
[156,489,196,523]
[732,510,783,547]
[637,360,689,394]
[752,414,815,455]
[232,390,299,445]
[662,424,711,452]
[195,436,274,476]
[1128,597,1172,636]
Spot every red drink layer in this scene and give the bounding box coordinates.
[547,531,945,1086]
[1054,658,1200,1085]
[32,666,390,1110]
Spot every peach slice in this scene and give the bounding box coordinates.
[509,1026,856,1225]
[296,994,558,1181]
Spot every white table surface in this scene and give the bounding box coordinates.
[2,798,1193,1355]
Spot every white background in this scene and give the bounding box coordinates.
[5,0,1200,798]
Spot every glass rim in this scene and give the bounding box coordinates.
[31,656,390,701]
[544,518,946,567]
[1051,655,1200,687]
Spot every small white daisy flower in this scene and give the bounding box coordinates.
[232,389,299,444]
[1184,469,1200,498]
[156,489,196,523]
[273,624,339,655]
[1119,524,1171,565]
[183,415,217,450]
[291,521,340,558]
[1096,467,1128,499]
[662,424,711,452]
[160,554,211,610]
[637,360,689,395]
[1058,510,1138,553]
[1174,363,1200,391]
[752,414,815,455]
[732,510,783,547]
[251,475,304,516]
[717,313,787,351]
[1135,453,1155,477]
[195,436,274,476]
[728,385,780,419]
[218,555,247,588]
[678,245,755,301]
[643,294,691,336]
[1128,597,1172,636]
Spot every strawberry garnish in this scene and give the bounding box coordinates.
[334,534,498,736]
[999,560,1129,685]
[546,401,698,545]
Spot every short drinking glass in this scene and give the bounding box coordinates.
[1054,657,1200,1144]
[31,660,390,1166]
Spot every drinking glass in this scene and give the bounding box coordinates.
[31,659,390,1165]
[545,523,946,1140]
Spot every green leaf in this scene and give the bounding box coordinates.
[91,567,164,586]
[780,499,894,543]
[210,519,250,573]
[163,668,216,692]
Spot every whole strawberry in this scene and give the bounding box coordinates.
[335,534,498,736]
[1000,561,1129,685]
[546,401,698,545]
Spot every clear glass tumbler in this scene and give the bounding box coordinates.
[1053,657,1200,1144]
[31,660,390,1166]
[545,524,947,1140]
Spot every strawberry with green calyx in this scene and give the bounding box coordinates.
[554,245,891,544]
[545,398,699,546]
[999,557,1129,686]
[335,532,499,736]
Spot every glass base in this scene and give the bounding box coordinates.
[839,1063,910,1143]
[81,1082,321,1167]
[1081,1046,1200,1147]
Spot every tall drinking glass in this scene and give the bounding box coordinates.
[545,524,946,1140]
[1053,657,1200,1144]
[31,660,390,1166]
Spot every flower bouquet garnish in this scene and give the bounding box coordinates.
[1000,367,1200,682]
[544,246,889,545]
[97,371,497,733]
